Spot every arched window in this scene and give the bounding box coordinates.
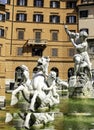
[68,67,74,80]
[15,66,23,83]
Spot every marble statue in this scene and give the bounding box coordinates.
[5,112,54,129]
[29,58,59,111]
[64,23,93,97]
[29,57,59,111]
[23,112,54,129]
[10,56,59,111]
[10,65,33,106]
[64,24,91,78]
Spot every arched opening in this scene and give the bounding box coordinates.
[15,66,23,84]
[68,67,74,81]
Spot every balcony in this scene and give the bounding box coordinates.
[81,0,94,4]
[24,39,48,46]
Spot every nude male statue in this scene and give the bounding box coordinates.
[64,24,91,79]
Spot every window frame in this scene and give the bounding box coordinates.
[6,12,10,20]
[0,28,4,37]
[32,47,43,56]
[79,10,88,18]
[0,14,5,21]
[66,1,76,9]
[18,30,24,40]
[66,15,76,24]
[51,31,58,41]
[50,1,60,8]
[34,0,44,7]
[17,47,23,56]
[16,13,27,21]
[7,0,10,4]
[50,15,60,23]
[51,48,58,57]
[17,0,27,6]
[33,14,43,22]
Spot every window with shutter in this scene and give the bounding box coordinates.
[66,16,76,24]
[32,48,43,56]
[17,47,23,55]
[33,14,43,22]
[6,12,10,20]
[50,1,60,8]
[80,10,88,18]
[50,15,60,23]
[34,0,44,7]
[52,32,58,41]
[0,14,5,21]
[16,13,27,21]
[18,30,24,40]
[52,48,58,56]
[66,1,76,8]
[17,0,27,6]
[0,29,4,37]
[35,32,41,42]
[7,0,10,4]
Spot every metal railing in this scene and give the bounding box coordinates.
[27,39,48,45]
[81,0,94,4]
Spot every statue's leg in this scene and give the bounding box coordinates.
[10,85,24,106]
[24,113,31,129]
[74,55,81,76]
[29,90,39,111]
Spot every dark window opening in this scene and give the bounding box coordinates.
[66,1,76,8]
[50,15,60,23]
[6,12,10,20]
[0,29,4,37]
[66,16,76,24]
[32,48,43,56]
[18,30,24,40]
[50,1,60,8]
[35,32,41,43]
[52,48,58,56]
[17,0,27,6]
[33,14,43,22]
[7,0,10,4]
[16,13,27,21]
[34,0,44,7]
[0,14,5,21]
[80,10,88,18]
[17,47,23,55]
[52,32,58,41]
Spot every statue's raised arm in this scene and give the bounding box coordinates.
[64,23,78,47]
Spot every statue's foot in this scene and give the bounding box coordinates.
[5,113,13,123]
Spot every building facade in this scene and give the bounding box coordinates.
[0,0,79,94]
[78,0,94,68]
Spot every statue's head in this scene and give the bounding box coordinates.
[20,65,28,71]
[49,71,57,80]
[37,56,50,66]
[79,31,88,38]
